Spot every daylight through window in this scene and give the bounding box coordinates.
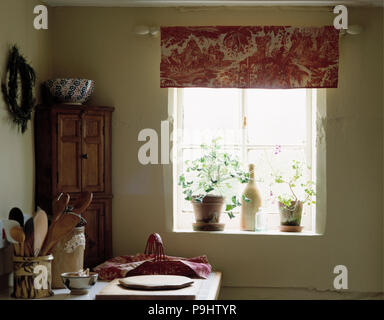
[172,88,317,232]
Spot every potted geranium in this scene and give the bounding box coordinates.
[178,138,250,231]
[270,159,316,232]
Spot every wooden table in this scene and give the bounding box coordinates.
[96,272,222,300]
[0,272,222,300]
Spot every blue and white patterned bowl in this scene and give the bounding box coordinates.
[44,78,95,105]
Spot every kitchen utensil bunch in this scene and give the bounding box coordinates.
[2,191,92,258]
[2,192,92,299]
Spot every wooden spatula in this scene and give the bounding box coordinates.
[10,226,25,257]
[52,193,70,222]
[24,217,34,257]
[33,208,48,257]
[40,212,81,256]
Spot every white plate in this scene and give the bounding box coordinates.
[119,275,194,290]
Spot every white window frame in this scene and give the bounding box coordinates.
[170,88,317,233]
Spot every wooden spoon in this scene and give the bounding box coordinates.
[24,217,34,257]
[2,220,20,243]
[33,208,48,257]
[2,220,20,255]
[72,191,93,215]
[52,193,70,222]
[10,226,25,257]
[9,207,24,228]
[40,212,81,256]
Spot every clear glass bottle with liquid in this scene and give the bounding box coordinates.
[256,207,268,232]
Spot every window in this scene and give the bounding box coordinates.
[171,88,317,232]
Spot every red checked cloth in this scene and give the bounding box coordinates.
[93,234,212,281]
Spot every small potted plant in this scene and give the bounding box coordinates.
[178,138,250,231]
[270,160,316,232]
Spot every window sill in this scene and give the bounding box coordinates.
[171,229,322,236]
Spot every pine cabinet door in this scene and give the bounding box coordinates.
[56,113,82,193]
[83,200,105,268]
[81,113,105,193]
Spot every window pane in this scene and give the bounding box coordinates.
[247,147,307,212]
[179,147,242,212]
[245,89,307,145]
[179,148,203,212]
[182,88,241,145]
[174,88,315,232]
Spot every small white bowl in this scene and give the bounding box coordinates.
[61,272,98,295]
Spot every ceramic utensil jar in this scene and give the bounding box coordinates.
[51,227,86,289]
[12,255,54,299]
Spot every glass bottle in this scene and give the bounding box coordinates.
[256,207,268,232]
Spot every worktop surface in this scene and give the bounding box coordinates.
[0,272,222,300]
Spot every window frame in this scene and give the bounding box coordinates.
[170,87,317,232]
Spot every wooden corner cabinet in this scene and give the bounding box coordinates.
[34,104,114,268]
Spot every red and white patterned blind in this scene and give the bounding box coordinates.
[160,26,339,89]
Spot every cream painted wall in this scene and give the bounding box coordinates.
[49,6,383,295]
[0,0,52,221]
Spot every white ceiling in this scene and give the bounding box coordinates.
[42,0,384,7]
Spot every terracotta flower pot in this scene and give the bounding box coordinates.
[278,200,303,230]
[191,195,224,224]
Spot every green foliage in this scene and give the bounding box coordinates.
[271,160,316,210]
[1,45,36,133]
[179,138,250,218]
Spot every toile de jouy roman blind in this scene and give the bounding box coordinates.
[160,26,339,89]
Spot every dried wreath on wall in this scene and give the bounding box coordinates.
[1,45,36,133]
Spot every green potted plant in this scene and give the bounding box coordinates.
[178,138,250,231]
[269,159,316,232]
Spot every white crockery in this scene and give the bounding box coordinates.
[1,220,20,244]
[61,272,98,295]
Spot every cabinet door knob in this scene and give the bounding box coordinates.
[81,153,89,159]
